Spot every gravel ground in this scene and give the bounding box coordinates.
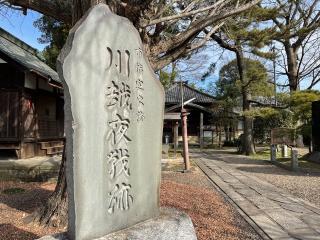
[202,149,320,208]
[161,168,261,240]
[0,181,63,240]
[250,165,320,207]
[0,162,261,240]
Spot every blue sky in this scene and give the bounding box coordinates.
[0,8,47,50]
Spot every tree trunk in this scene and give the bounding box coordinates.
[242,94,255,155]
[285,43,299,92]
[26,140,68,227]
[236,49,255,155]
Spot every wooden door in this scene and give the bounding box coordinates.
[0,90,19,140]
[22,93,36,139]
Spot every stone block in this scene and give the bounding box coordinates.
[37,208,197,240]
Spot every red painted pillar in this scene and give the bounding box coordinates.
[181,108,190,171]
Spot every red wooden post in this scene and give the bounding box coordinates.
[181,108,190,171]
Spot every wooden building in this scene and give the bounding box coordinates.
[0,28,64,159]
[164,82,243,148]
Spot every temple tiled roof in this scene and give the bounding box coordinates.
[0,28,60,83]
[165,82,216,104]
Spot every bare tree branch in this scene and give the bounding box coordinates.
[3,0,72,22]
[142,0,228,27]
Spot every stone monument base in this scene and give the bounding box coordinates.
[37,208,197,240]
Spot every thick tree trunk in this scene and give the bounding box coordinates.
[27,141,68,227]
[285,43,299,92]
[236,49,255,155]
[242,92,255,155]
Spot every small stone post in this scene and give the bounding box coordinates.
[282,145,288,158]
[291,149,299,171]
[271,145,277,163]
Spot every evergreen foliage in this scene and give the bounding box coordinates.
[34,16,70,69]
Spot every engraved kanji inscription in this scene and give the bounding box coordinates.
[135,48,143,58]
[108,183,133,214]
[137,111,145,122]
[106,81,132,109]
[107,148,130,179]
[135,48,145,122]
[107,114,131,145]
[106,81,119,107]
[137,94,144,105]
[136,63,143,74]
[104,46,148,214]
[136,78,144,90]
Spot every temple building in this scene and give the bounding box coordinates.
[0,28,64,159]
[163,82,243,148]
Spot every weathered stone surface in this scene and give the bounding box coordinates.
[250,214,291,239]
[265,209,309,231]
[58,4,164,240]
[301,214,320,233]
[289,228,320,240]
[280,203,313,214]
[37,208,197,240]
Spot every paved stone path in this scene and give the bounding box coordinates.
[193,150,320,240]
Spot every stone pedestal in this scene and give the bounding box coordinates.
[37,208,197,240]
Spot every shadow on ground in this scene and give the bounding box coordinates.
[197,149,320,177]
[0,184,53,213]
[0,223,40,240]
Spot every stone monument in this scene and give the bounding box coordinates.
[38,3,197,240]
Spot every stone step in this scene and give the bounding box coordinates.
[45,146,64,155]
[39,141,64,149]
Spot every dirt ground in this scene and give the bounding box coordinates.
[0,162,261,240]
[0,181,63,240]
[161,166,261,240]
